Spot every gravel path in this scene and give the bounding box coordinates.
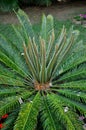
[0,1,86,24]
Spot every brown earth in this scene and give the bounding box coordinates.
[0,1,86,24]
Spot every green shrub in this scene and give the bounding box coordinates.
[34,0,52,6]
[0,0,57,12]
[0,10,86,130]
[0,0,18,12]
[18,0,33,5]
[20,0,57,6]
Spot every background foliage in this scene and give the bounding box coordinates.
[0,0,57,12]
[0,0,18,12]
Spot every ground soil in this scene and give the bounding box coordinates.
[0,1,86,24]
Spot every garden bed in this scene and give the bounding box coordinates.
[73,13,86,28]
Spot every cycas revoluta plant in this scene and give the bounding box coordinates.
[0,10,86,130]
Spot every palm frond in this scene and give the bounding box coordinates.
[47,94,83,130]
[58,89,86,103]
[0,97,20,117]
[0,88,25,98]
[60,80,86,91]
[56,95,86,115]
[14,92,41,130]
[40,94,57,130]
[16,9,34,43]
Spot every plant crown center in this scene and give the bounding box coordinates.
[34,81,52,91]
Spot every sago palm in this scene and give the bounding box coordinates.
[0,10,86,130]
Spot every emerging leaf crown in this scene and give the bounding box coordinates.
[22,14,79,91]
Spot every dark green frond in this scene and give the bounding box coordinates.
[0,88,25,98]
[58,89,86,103]
[56,95,86,115]
[60,80,86,91]
[14,92,41,130]
[0,97,20,117]
[40,94,57,130]
[47,94,84,130]
[0,74,24,86]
